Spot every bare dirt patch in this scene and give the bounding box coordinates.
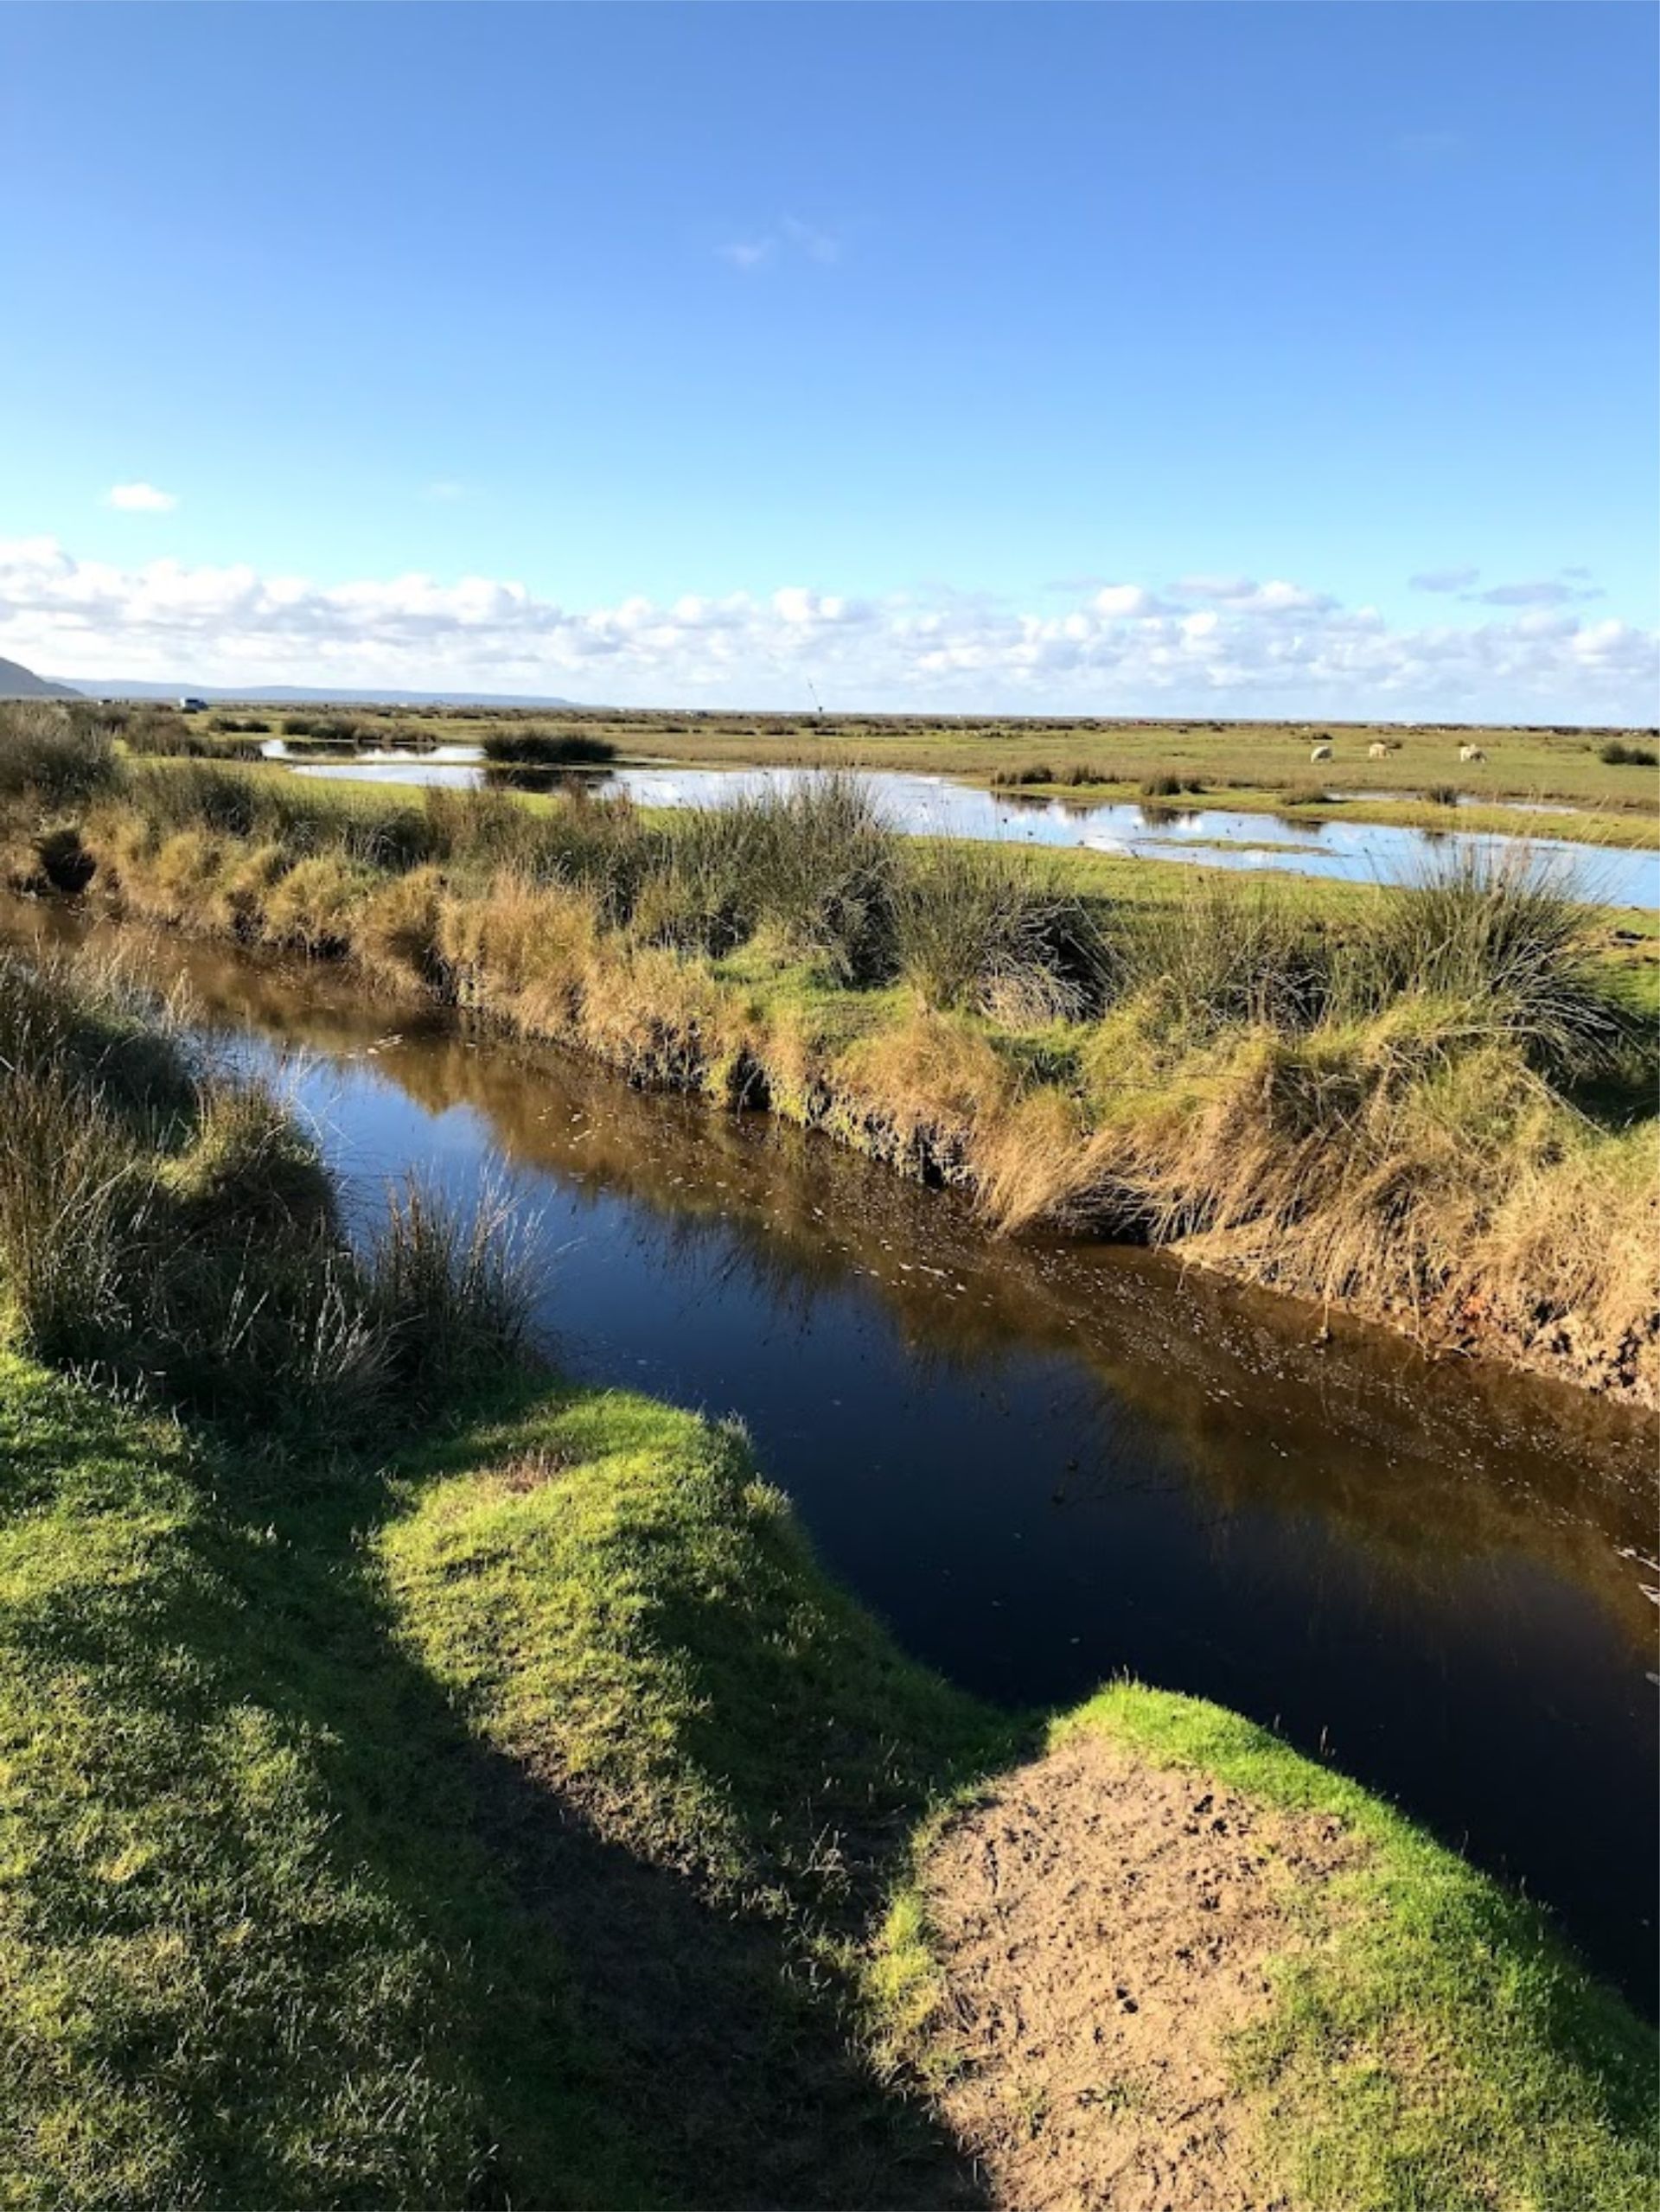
[918,1733,1361,2211]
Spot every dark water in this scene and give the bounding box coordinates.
[261,747,1660,909]
[9,903,1657,2009]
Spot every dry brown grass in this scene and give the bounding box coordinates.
[27,774,1658,1400]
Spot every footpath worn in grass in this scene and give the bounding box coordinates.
[4,1354,1652,2209]
[876,1688,1656,2211]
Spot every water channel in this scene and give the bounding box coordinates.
[7,900,1656,2010]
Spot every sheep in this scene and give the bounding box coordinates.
[1369,741,1389,760]
[1310,743,1333,762]
[1459,743,1486,763]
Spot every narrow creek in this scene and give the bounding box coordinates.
[8,900,1656,2011]
[265,749,1660,908]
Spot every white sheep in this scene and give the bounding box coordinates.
[1369,741,1389,760]
[1459,743,1486,763]
[1310,743,1333,763]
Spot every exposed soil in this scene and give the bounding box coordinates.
[918,1735,1363,2211]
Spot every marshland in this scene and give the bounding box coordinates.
[2,698,1656,2208]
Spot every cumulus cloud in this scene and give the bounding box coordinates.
[105,481,177,513]
[1172,576,1336,615]
[1409,565,1479,593]
[2,535,1654,722]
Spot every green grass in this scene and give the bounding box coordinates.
[0,1354,648,2209]
[9,1348,1650,2209]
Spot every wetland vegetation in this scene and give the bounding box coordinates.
[0,937,1653,2209]
[3,700,1655,1399]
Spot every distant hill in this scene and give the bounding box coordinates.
[0,657,81,701]
[56,679,584,709]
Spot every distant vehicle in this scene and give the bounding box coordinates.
[178,696,208,713]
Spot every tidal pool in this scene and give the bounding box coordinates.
[6,902,1654,2008]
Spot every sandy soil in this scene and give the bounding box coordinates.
[918,1735,1361,2211]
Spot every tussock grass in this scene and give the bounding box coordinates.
[892,840,1110,1021]
[0,946,529,1439]
[0,704,120,806]
[9,750,1656,1393]
[481,727,618,766]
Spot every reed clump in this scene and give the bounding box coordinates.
[0,945,530,1438]
[481,728,619,766]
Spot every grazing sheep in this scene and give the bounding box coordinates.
[1310,743,1333,762]
[1369,741,1389,760]
[1459,743,1486,763]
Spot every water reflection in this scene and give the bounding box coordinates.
[268,754,1659,908]
[4,900,1654,2007]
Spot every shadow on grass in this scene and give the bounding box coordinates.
[3,1363,991,2209]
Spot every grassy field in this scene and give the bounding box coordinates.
[2,714,1654,1398]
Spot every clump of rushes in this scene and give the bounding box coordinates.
[1140,769,1204,797]
[1422,782,1462,806]
[1337,845,1627,1076]
[0,703,121,806]
[0,946,530,1440]
[651,772,899,978]
[481,727,619,766]
[1599,738,1659,768]
[893,840,1112,1022]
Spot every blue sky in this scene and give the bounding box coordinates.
[1,2,1655,716]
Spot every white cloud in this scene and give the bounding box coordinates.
[718,239,773,271]
[1472,578,1604,608]
[781,216,840,265]
[1172,575,1336,615]
[1409,565,1479,593]
[1094,583,1163,619]
[2,535,1653,722]
[105,481,177,513]
[718,219,840,271]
